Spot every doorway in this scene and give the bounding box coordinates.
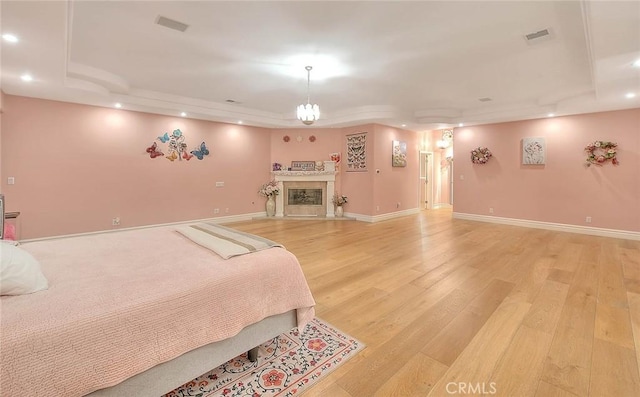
[419,151,433,209]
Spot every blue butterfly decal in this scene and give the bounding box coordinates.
[157,132,170,143]
[191,142,210,160]
[172,129,183,138]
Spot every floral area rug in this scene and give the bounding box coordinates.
[164,318,364,397]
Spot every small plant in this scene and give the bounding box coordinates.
[332,194,348,206]
[258,180,280,197]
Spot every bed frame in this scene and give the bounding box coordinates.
[86,310,297,396]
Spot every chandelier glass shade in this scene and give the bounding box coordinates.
[297,66,320,125]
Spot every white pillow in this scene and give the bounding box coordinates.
[0,242,49,295]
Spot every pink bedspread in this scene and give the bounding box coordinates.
[0,226,315,397]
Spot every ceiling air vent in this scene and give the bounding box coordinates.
[524,28,553,44]
[478,97,492,102]
[156,16,189,32]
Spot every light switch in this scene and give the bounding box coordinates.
[215,181,224,187]
[7,177,15,185]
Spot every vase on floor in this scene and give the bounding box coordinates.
[266,195,276,217]
[335,205,344,218]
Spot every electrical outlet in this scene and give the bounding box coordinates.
[586,216,592,223]
[7,177,15,185]
[460,174,465,180]
[376,205,380,211]
[112,217,120,226]
[215,182,224,187]
[489,207,494,214]
[214,208,220,214]
[397,202,401,208]
[225,208,229,213]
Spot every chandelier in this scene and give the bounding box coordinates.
[296,66,320,125]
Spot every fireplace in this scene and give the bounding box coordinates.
[288,188,323,206]
[272,161,336,218]
[284,183,325,216]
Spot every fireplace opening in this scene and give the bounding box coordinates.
[288,189,323,206]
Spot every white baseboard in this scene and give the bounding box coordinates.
[20,212,265,243]
[452,212,640,241]
[348,208,420,223]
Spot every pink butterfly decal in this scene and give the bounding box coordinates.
[146,142,164,158]
[182,151,194,161]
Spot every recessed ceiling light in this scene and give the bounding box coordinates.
[547,113,555,117]
[180,112,187,117]
[625,92,636,99]
[20,74,32,82]
[633,59,640,68]
[401,124,407,127]
[458,123,464,127]
[114,103,122,108]
[2,34,18,43]
[238,121,243,124]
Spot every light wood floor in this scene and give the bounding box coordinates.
[229,209,640,397]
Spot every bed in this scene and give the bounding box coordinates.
[0,223,316,397]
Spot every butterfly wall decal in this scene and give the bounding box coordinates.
[146,142,164,158]
[190,142,210,160]
[157,132,170,143]
[182,151,194,161]
[166,151,178,161]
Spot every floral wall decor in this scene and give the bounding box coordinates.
[470,147,492,164]
[190,141,210,160]
[522,137,546,164]
[585,140,619,166]
[392,140,407,167]
[165,129,188,161]
[145,129,209,162]
[146,142,164,158]
[346,133,367,172]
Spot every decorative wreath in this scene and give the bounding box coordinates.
[585,140,618,167]
[283,135,290,143]
[470,147,492,164]
[309,135,316,142]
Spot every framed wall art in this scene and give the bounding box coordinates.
[290,161,316,171]
[392,140,407,167]
[522,137,546,165]
[346,133,367,171]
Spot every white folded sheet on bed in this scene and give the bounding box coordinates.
[0,225,315,397]
[175,222,284,259]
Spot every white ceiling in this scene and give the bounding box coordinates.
[1,1,639,130]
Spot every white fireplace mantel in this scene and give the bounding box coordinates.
[272,161,337,218]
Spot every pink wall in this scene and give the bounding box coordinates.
[371,124,420,214]
[270,127,344,195]
[453,108,640,232]
[269,124,421,217]
[0,93,3,195]
[340,125,375,215]
[0,95,424,239]
[1,95,272,239]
